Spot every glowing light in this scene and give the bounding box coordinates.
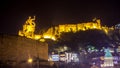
[39,39,45,42]
[51,54,59,61]
[44,35,51,38]
[28,58,33,63]
[18,16,36,39]
[51,36,56,40]
[18,17,114,41]
[34,35,41,40]
[43,35,56,40]
[104,29,108,34]
[93,25,97,28]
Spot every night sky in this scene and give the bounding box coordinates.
[0,0,120,35]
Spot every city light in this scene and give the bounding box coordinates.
[28,58,33,63]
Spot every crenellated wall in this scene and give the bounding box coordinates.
[18,16,114,41]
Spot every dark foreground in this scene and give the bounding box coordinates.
[1,62,120,68]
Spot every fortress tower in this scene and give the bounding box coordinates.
[19,16,36,39]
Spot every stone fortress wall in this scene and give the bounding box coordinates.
[0,34,48,62]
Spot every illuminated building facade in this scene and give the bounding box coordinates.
[101,48,114,67]
[18,16,114,41]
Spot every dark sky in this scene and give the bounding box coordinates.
[1,0,120,35]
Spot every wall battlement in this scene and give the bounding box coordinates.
[18,16,114,42]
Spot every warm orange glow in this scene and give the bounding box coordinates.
[43,35,56,40]
[43,35,51,38]
[18,17,114,41]
[51,37,56,40]
[44,19,102,35]
[28,58,33,63]
[39,39,45,42]
[18,16,36,39]
[34,35,41,40]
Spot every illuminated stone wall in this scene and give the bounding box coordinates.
[57,19,101,33]
[43,19,114,40]
[43,19,102,39]
[0,34,48,62]
[18,16,114,41]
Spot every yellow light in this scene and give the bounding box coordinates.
[39,39,45,42]
[43,35,51,38]
[18,16,36,39]
[19,17,114,41]
[51,36,56,40]
[34,35,41,40]
[104,29,108,34]
[28,58,33,63]
[93,25,97,28]
[43,35,56,41]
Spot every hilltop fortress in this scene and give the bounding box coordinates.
[18,16,114,42]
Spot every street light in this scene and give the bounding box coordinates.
[28,58,33,63]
